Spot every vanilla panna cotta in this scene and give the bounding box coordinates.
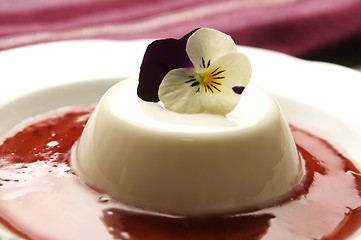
[72,28,304,216]
[72,77,304,215]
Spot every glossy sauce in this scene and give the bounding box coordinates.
[0,106,360,240]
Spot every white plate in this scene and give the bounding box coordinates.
[0,40,361,239]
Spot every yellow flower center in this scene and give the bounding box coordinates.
[198,67,224,93]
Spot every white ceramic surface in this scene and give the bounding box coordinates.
[0,40,361,239]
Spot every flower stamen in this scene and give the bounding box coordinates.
[210,83,221,92]
[211,67,220,74]
[187,66,225,93]
[212,70,225,77]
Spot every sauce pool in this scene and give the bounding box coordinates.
[0,106,361,240]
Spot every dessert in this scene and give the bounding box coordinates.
[72,77,303,215]
[73,28,303,215]
[0,28,360,239]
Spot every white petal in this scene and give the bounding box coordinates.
[159,68,204,114]
[212,51,252,89]
[200,91,240,115]
[186,28,238,73]
[200,51,252,115]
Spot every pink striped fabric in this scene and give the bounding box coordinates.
[1,0,361,56]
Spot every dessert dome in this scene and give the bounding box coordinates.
[72,77,303,215]
[71,28,304,215]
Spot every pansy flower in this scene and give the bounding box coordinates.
[137,28,252,115]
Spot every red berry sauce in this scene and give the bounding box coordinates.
[0,106,360,240]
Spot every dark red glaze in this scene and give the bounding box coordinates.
[0,106,360,240]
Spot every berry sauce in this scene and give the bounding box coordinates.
[0,106,361,240]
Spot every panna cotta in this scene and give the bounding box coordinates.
[72,77,304,215]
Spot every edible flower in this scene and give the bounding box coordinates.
[137,28,251,115]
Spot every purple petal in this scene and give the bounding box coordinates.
[137,30,198,102]
[232,86,245,95]
[178,28,199,46]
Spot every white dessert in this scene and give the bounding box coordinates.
[72,77,304,215]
